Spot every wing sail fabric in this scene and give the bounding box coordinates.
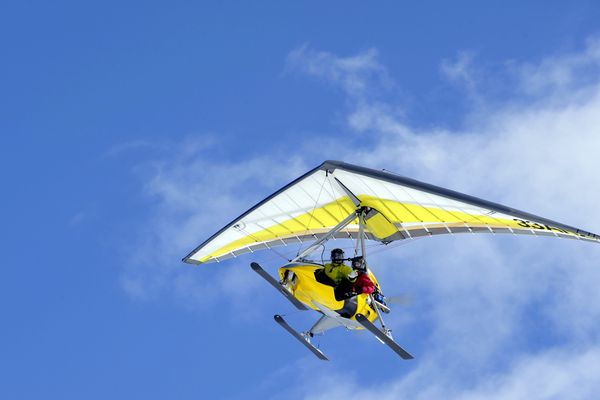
[331,163,600,243]
[183,160,600,264]
[183,166,359,264]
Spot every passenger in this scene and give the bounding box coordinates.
[350,257,389,310]
[351,256,375,295]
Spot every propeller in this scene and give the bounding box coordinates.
[385,294,415,306]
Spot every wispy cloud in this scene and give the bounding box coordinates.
[515,36,600,98]
[286,44,392,99]
[118,137,309,310]
[440,50,482,104]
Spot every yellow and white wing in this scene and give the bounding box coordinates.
[183,160,600,264]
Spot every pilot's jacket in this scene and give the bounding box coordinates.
[323,262,355,285]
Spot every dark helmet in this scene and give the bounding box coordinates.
[351,256,366,271]
[330,248,345,263]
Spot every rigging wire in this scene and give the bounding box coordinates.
[328,176,347,226]
[255,232,427,266]
[367,235,429,256]
[238,226,291,262]
[296,174,328,257]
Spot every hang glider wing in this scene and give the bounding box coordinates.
[183,160,600,264]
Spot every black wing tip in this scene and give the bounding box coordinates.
[182,257,202,265]
[320,160,347,170]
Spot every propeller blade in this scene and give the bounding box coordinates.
[386,294,414,306]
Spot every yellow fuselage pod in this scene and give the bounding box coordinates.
[278,262,380,325]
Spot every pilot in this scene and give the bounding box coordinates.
[324,248,357,285]
[324,248,358,301]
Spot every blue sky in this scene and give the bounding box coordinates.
[3,1,600,399]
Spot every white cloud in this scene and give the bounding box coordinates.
[278,42,600,398]
[459,346,600,400]
[123,40,600,398]
[280,345,600,400]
